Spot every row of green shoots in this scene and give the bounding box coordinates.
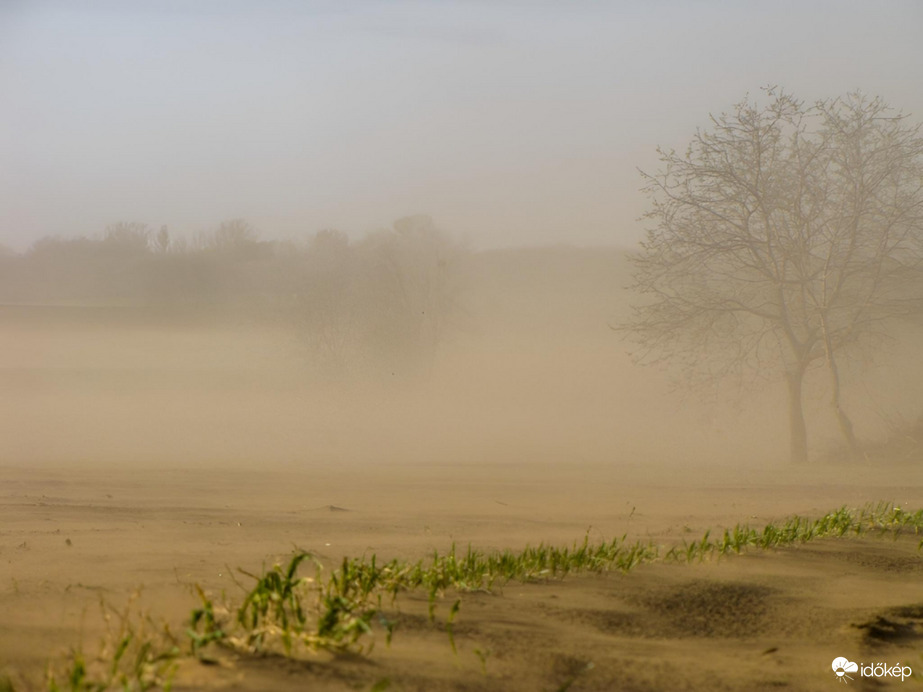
[40,501,923,692]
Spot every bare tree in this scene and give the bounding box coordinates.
[102,222,151,256]
[284,218,465,379]
[153,225,171,254]
[212,218,259,255]
[624,89,923,464]
[358,216,465,378]
[189,219,262,259]
[293,229,359,375]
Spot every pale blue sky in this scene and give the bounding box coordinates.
[2,0,922,250]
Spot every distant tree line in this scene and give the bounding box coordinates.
[0,215,466,378]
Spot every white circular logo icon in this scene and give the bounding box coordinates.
[832,657,858,683]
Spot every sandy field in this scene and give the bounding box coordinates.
[3,461,923,691]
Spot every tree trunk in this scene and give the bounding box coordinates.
[828,366,862,461]
[786,370,809,464]
[820,322,862,461]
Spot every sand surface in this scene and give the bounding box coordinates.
[3,461,923,691]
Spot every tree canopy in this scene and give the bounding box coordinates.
[625,89,923,463]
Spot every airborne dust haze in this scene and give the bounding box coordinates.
[2,2,923,472]
[1,238,921,473]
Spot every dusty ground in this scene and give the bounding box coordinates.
[3,461,923,691]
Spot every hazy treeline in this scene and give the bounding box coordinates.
[0,215,466,377]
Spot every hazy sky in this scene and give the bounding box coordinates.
[2,0,922,251]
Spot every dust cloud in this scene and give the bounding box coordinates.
[1,233,919,473]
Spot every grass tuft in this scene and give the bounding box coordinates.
[41,502,923,689]
[46,592,179,692]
